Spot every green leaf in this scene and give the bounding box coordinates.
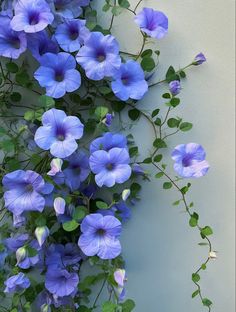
[96,201,109,209]
[170,97,180,107]
[141,49,152,58]
[141,56,155,72]
[0,140,15,153]
[153,154,162,162]
[192,289,200,298]
[120,299,136,311]
[129,146,139,157]
[62,220,79,232]
[128,108,140,121]
[26,246,38,257]
[118,0,130,8]
[202,298,213,307]
[111,5,123,16]
[10,92,22,102]
[6,62,19,73]
[153,138,167,149]
[154,117,162,126]
[95,106,109,119]
[192,273,200,283]
[77,306,92,312]
[167,118,180,128]
[100,86,111,95]
[155,172,164,178]
[72,206,86,221]
[103,4,111,12]
[15,70,30,86]
[189,212,199,227]
[179,122,193,132]
[201,226,213,237]
[163,182,172,189]
[179,70,186,78]
[151,108,160,118]
[165,66,179,82]
[143,157,152,163]
[162,93,171,99]
[38,95,55,108]
[102,301,117,312]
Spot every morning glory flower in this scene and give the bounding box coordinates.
[10,0,54,33]
[54,19,90,52]
[193,53,207,65]
[4,273,30,293]
[45,268,79,297]
[17,240,41,269]
[171,143,210,178]
[13,214,26,228]
[76,31,121,80]
[49,0,89,19]
[46,243,82,268]
[78,213,122,259]
[114,201,131,222]
[34,108,84,158]
[134,8,168,39]
[89,148,131,187]
[0,15,27,59]
[90,132,127,153]
[111,60,148,101]
[5,234,29,252]
[3,170,49,216]
[169,80,181,96]
[64,151,90,191]
[34,52,81,98]
[27,31,58,62]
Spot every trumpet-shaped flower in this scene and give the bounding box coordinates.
[171,143,209,178]
[34,108,84,158]
[4,273,30,293]
[76,31,121,80]
[111,60,148,101]
[0,15,27,59]
[3,170,49,216]
[64,151,90,191]
[49,0,89,19]
[10,0,54,33]
[78,213,122,259]
[135,8,168,39]
[90,132,127,153]
[34,52,81,98]
[27,31,58,62]
[89,148,131,187]
[54,18,90,52]
[45,268,79,297]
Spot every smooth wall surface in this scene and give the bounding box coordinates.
[97,1,235,311]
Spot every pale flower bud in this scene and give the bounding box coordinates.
[35,226,49,247]
[16,246,27,265]
[54,197,66,215]
[122,189,130,201]
[209,251,217,259]
[47,158,63,176]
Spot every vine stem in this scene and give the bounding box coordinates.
[92,277,107,308]
[151,162,212,311]
[109,0,117,31]
[134,0,143,13]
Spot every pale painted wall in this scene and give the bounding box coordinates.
[96,1,235,311]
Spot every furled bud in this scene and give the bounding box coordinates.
[54,197,66,215]
[35,226,49,247]
[47,158,63,176]
[16,246,27,265]
[122,189,130,201]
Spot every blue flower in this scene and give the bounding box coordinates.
[34,108,84,158]
[34,52,81,98]
[90,132,127,153]
[114,269,127,302]
[193,53,206,65]
[54,18,90,52]
[5,234,29,252]
[4,273,30,293]
[3,170,50,216]
[27,31,58,62]
[89,147,131,187]
[111,60,148,101]
[113,201,131,222]
[76,31,121,80]
[64,151,90,191]
[171,143,210,178]
[169,80,181,96]
[49,0,89,19]
[104,113,113,127]
[78,213,122,259]
[16,240,41,269]
[10,0,54,33]
[135,8,168,39]
[45,268,79,297]
[0,15,27,59]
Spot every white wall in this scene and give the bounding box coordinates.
[98,0,235,311]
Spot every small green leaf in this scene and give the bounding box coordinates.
[128,108,140,120]
[118,0,130,8]
[102,301,117,312]
[179,122,193,132]
[192,273,200,283]
[38,95,55,108]
[162,93,171,99]
[165,66,179,82]
[103,4,111,12]
[170,97,180,107]
[141,49,152,58]
[163,182,172,189]
[96,201,109,210]
[154,117,162,126]
[62,220,79,232]
[6,62,19,73]
[189,212,199,227]
[120,299,135,311]
[202,298,213,307]
[153,154,162,162]
[192,289,200,298]
[201,226,213,237]
[129,146,139,157]
[95,106,109,119]
[73,206,86,221]
[155,172,164,179]
[141,56,155,72]
[167,118,180,128]
[111,5,123,16]
[153,138,167,149]
[26,246,38,257]
[151,108,160,118]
